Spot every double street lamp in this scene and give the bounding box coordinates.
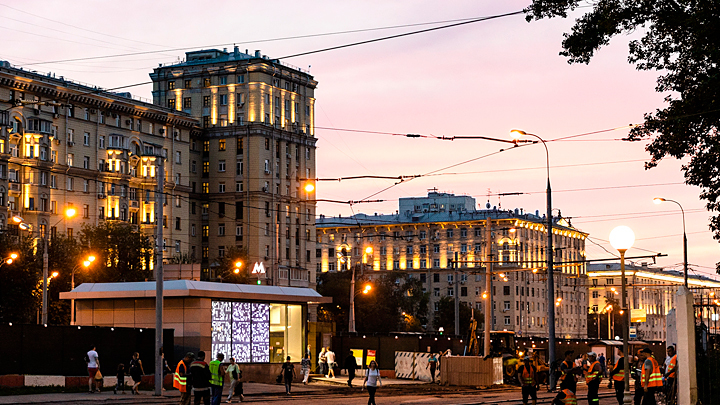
[71,255,97,325]
[609,225,635,405]
[349,247,373,333]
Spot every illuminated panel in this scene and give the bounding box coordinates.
[211,300,270,363]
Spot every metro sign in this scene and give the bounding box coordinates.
[252,262,266,274]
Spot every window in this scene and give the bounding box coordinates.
[236,161,243,175]
[203,161,209,175]
[592,291,599,298]
[504,316,511,326]
[66,177,74,191]
[218,223,225,236]
[461,287,467,297]
[183,97,191,109]
[503,286,511,295]
[167,99,176,109]
[99,136,105,149]
[218,139,226,151]
[237,74,245,83]
[218,160,226,172]
[203,96,211,107]
[202,182,209,193]
[67,153,74,166]
[83,132,89,146]
[191,161,197,173]
[83,156,90,169]
[219,94,228,105]
[175,217,181,230]
[203,78,211,87]
[218,182,225,193]
[168,81,176,90]
[433,259,440,268]
[447,229,454,238]
[67,129,74,143]
[504,301,511,311]
[235,182,243,192]
[433,244,440,253]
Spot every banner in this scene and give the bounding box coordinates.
[366,349,376,366]
[352,349,363,368]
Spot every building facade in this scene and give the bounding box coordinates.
[150,47,318,288]
[587,262,720,341]
[316,191,589,338]
[0,62,197,260]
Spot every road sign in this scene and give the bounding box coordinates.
[629,326,637,339]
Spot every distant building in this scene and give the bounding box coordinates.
[587,262,720,341]
[150,47,318,288]
[316,191,589,338]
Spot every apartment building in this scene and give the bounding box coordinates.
[0,62,197,260]
[587,262,720,341]
[150,47,317,287]
[316,191,589,338]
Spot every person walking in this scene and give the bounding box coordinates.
[129,352,145,395]
[344,350,358,386]
[663,346,677,400]
[363,360,382,405]
[640,348,662,405]
[426,353,438,383]
[633,349,644,405]
[85,345,100,393]
[161,348,172,391]
[190,351,211,405]
[609,349,626,405]
[209,353,226,405]
[318,347,328,376]
[520,356,539,405]
[584,352,602,405]
[226,357,243,403]
[281,356,296,395]
[599,353,607,378]
[301,353,312,385]
[114,363,126,394]
[174,352,195,405]
[326,348,336,378]
[558,350,578,394]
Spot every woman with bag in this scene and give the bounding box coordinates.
[129,352,145,395]
[362,360,382,405]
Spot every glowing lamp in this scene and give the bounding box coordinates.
[365,247,373,254]
[65,208,77,218]
[510,129,527,142]
[609,226,635,251]
[304,183,315,193]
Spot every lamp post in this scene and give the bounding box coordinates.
[13,207,76,325]
[0,252,18,268]
[510,129,556,383]
[653,198,688,287]
[70,255,96,325]
[349,279,371,333]
[609,225,635,405]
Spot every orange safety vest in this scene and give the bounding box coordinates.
[611,357,625,381]
[521,365,536,386]
[173,360,188,392]
[585,361,602,384]
[561,389,578,405]
[560,360,576,382]
[666,355,677,379]
[641,356,663,388]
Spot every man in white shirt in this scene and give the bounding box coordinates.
[326,349,336,378]
[86,345,100,393]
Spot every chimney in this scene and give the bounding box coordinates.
[255,50,262,58]
[234,46,239,58]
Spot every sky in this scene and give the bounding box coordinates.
[2,0,717,278]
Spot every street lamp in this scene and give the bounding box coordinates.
[653,197,688,287]
[609,225,634,405]
[349,281,372,333]
[13,207,76,325]
[233,261,243,274]
[71,255,96,325]
[1,252,18,267]
[510,129,556,382]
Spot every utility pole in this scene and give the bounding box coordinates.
[454,251,459,335]
[154,156,164,396]
[484,217,492,357]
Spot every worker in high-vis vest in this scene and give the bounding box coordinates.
[609,349,626,405]
[553,388,578,405]
[640,348,663,405]
[519,356,539,405]
[174,352,195,405]
[584,352,602,405]
[559,350,578,393]
[209,352,226,405]
[663,346,677,399]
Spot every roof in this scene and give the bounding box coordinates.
[590,340,649,346]
[587,263,720,286]
[59,280,331,304]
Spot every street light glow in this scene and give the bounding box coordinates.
[304,183,315,193]
[365,247,373,254]
[362,284,372,294]
[510,129,527,141]
[83,260,91,267]
[88,255,96,262]
[65,208,77,218]
[10,253,18,259]
[609,226,635,251]
[51,271,59,278]
[653,197,666,204]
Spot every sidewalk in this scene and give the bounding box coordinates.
[0,382,325,404]
[312,376,430,387]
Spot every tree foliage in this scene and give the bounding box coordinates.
[316,270,430,333]
[432,296,475,336]
[526,1,720,263]
[77,222,153,282]
[211,246,250,284]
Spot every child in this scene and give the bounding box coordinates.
[114,363,126,394]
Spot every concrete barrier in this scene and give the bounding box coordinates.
[0,374,173,389]
[439,356,503,386]
[394,351,439,382]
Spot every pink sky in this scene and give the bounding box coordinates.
[3,0,716,278]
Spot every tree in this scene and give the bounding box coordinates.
[432,296,474,335]
[77,223,153,282]
[0,233,43,323]
[526,1,720,264]
[211,246,250,284]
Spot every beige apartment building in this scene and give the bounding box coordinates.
[0,62,197,259]
[316,191,589,338]
[587,262,720,341]
[150,47,317,287]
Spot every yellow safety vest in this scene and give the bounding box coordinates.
[209,360,223,386]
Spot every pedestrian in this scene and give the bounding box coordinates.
[520,356,539,405]
[161,348,172,391]
[129,352,145,395]
[599,353,607,378]
[301,353,312,385]
[663,346,677,400]
[326,348,336,378]
[553,388,578,405]
[226,357,244,403]
[584,352,602,405]
[85,345,100,393]
[558,350,577,393]
[115,363,126,394]
[344,350,358,386]
[318,347,328,376]
[633,349,644,405]
[362,360,382,405]
[281,356,296,395]
[426,353,438,383]
[174,352,195,405]
[610,348,626,405]
[209,352,226,405]
[190,351,211,405]
[639,348,662,405]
